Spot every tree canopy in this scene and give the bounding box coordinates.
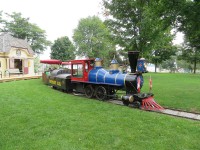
[0,11,3,26]
[50,36,75,61]
[102,0,200,73]
[102,1,180,70]
[102,0,176,53]
[178,0,200,73]
[0,12,51,54]
[73,16,116,66]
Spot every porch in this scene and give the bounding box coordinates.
[0,73,42,83]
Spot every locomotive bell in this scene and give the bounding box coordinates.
[95,58,102,68]
[110,59,119,70]
[109,59,120,74]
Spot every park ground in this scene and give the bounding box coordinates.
[0,73,200,150]
[142,73,200,112]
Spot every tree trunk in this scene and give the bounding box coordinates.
[193,58,197,74]
[193,48,197,74]
[155,61,157,73]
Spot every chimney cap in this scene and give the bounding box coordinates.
[111,59,118,64]
[95,58,102,62]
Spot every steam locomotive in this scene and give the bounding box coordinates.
[42,51,163,111]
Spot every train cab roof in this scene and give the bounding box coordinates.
[40,59,62,64]
[61,61,71,65]
[69,58,95,64]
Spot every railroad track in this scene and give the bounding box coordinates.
[107,99,200,121]
[59,90,200,121]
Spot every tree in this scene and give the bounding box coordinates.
[50,36,75,61]
[177,59,193,73]
[1,12,51,54]
[34,56,42,73]
[179,44,200,74]
[0,11,3,30]
[103,1,174,52]
[151,48,176,73]
[161,55,177,73]
[102,0,187,71]
[178,0,200,73]
[0,11,6,32]
[73,16,115,66]
[150,29,177,72]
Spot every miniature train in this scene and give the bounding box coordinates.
[41,51,163,111]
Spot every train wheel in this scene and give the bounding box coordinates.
[109,88,116,95]
[107,88,118,99]
[132,101,141,108]
[123,100,129,106]
[95,86,107,101]
[85,85,94,98]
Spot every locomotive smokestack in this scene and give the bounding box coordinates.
[128,51,139,73]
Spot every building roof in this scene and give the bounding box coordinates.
[0,32,34,55]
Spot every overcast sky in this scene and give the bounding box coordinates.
[0,0,102,59]
[0,0,183,59]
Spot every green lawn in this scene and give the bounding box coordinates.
[142,73,200,112]
[0,79,200,150]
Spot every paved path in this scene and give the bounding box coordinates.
[161,109,200,120]
[108,100,200,121]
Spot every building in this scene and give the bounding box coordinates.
[0,33,35,77]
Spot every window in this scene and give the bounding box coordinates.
[72,64,83,77]
[85,62,88,72]
[0,61,1,68]
[63,64,71,69]
[16,49,21,56]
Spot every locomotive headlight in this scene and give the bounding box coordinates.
[129,96,134,103]
[121,95,134,102]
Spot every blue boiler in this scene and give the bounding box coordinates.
[88,66,143,92]
[89,67,126,86]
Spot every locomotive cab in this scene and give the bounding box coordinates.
[70,59,95,82]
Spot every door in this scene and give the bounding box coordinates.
[23,59,29,74]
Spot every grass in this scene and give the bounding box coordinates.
[142,73,200,112]
[0,79,200,150]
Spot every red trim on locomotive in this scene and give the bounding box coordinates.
[61,61,71,65]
